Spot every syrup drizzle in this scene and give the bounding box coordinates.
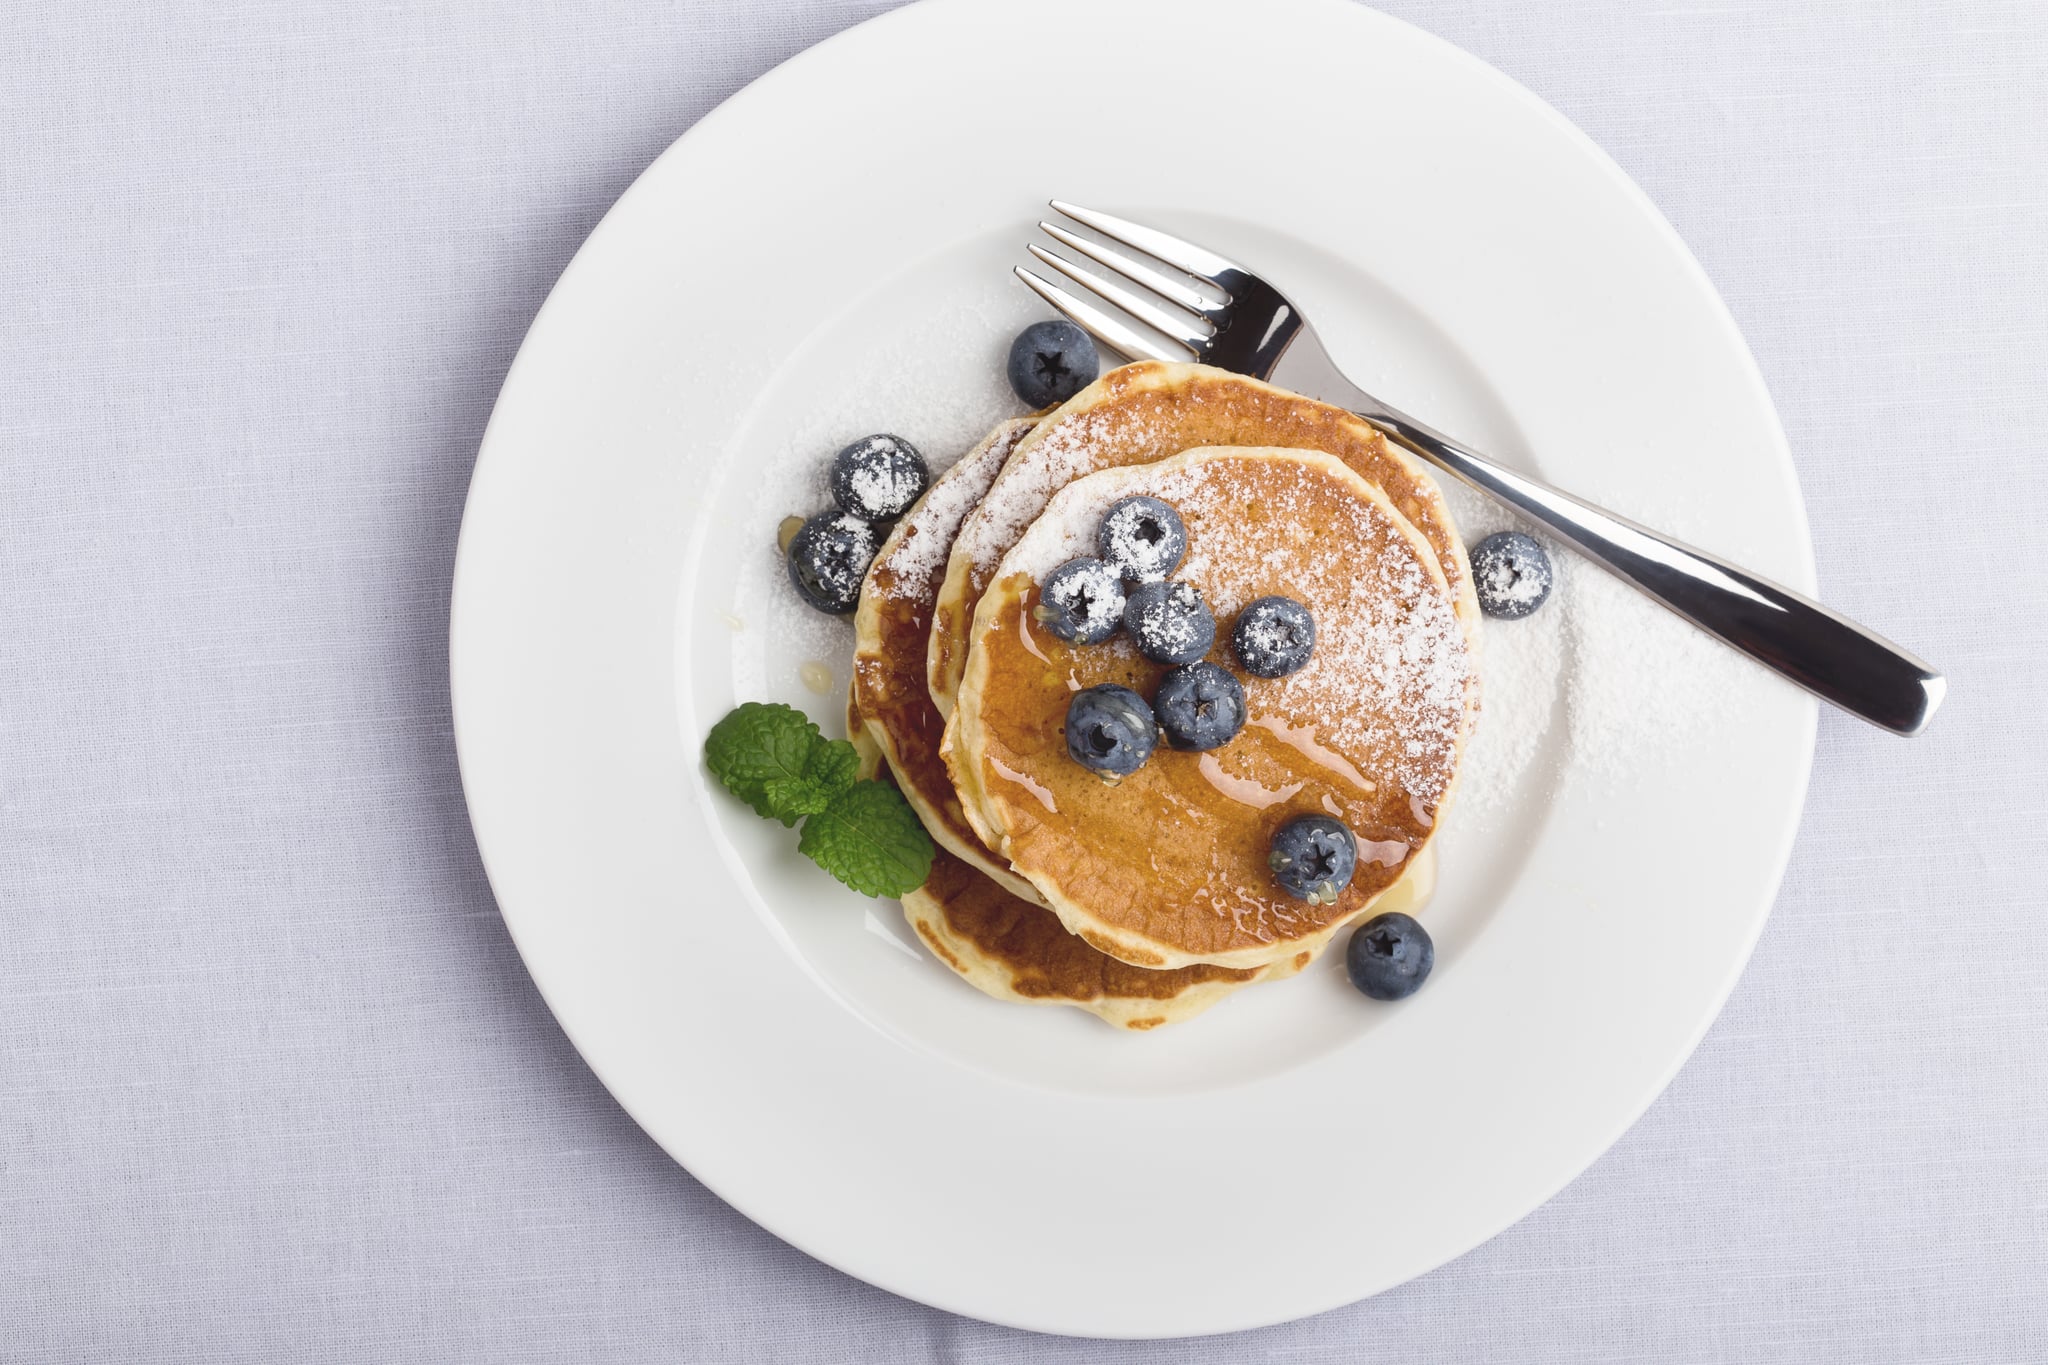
[1249,715,1375,792]
[1357,837,1412,868]
[1017,608,1051,665]
[989,756,1058,814]
[1197,753,1304,810]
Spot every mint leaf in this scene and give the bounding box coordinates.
[757,738,861,824]
[804,738,861,797]
[706,703,926,892]
[796,780,934,898]
[761,776,836,821]
[705,702,821,822]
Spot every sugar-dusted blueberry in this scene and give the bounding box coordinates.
[1231,595,1316,678]
[1097,496,1187,583]
[1470,530,1553,619]
[829,434,929,522]
[1152,662,1246,752]
[1064,684,1158,777]
[785,510,878,615]
[1268,814,1357,904]
[1034,558,1127,645]
[1122,580,1215,665]
[1345,912,1434,1000]
[1006,320,1099,408]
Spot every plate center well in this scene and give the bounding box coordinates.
[685,219,1567,1096]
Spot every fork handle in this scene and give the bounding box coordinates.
[1351,402,1944,735]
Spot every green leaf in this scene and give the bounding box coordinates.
[761,776,835,823]
[796,780,935,898]
[704,702,821,822]
[803,738,861,798]
[706,703,924,891]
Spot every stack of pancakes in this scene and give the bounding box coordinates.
[849,361,1480,1030]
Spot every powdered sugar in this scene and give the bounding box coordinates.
[952,406,1145,578]
[846,459,923,519]
[997,453,1129,581]
[872,420,1030,601]
[998,450,1473,803]
[790,512,876,609]
[1239,613,1298,655]
[1474,541,1550,612]
[1432,482,1564,821]
[1563,555,1752,780]
[1432,475,1771,822]
[725,271,1026,710]
[1097,495,1186,582]
[1231,596,1317,677]
[1123,581,1210,660]
[1038,558,1126,642]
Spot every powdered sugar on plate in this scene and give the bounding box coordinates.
[1561,534,1758,782]
[1435,476,1771,818]
[1435,482,1567,820]
[725,273,1028,714]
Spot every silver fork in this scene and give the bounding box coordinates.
[1018,201,1944,737]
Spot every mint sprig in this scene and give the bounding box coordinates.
[704,702,932,897]
[704,702,822,825]
[797,779,936,899]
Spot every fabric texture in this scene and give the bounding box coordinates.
[3,1,2044,1359]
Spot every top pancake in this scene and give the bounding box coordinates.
[948,446,1476,972]
[929,361,1480,720]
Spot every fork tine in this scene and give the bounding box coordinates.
[1012,267,1192,364]
[1025,244,1212,354]
[1037,221,1219,317]
[1048,200,1242,286]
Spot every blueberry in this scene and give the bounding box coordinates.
[1034,558,1127,644]
[1152,662,1246,751]
[786,510,878,615]
[1345,912,1434,1000]
[1470,530,1553,619]
[1097,496,1187,583]
[830,434,929,522]
[1064,684,1158,777]
[1122,580,1215,665]
[1007,320,1099,408]
[1267,814,1357,904]
[1231,596,1316,678]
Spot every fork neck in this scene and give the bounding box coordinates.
[1268,341,1388,423]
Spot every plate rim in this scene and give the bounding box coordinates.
[450,0,1819,1336]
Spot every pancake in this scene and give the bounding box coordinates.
[847,448,1325,1031]
[905,841,1437,1030]
[903,847,1278,1029]
[852,417,1042,900]
[846,684,883,779]
[948,446,1476,972]
[929,361,1481,721]
[851,668,1318,1030]
[850,621,1440,1029]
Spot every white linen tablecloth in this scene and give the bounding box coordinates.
[4,1,2044,1358]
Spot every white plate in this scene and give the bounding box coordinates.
[451,0,1816,1337]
